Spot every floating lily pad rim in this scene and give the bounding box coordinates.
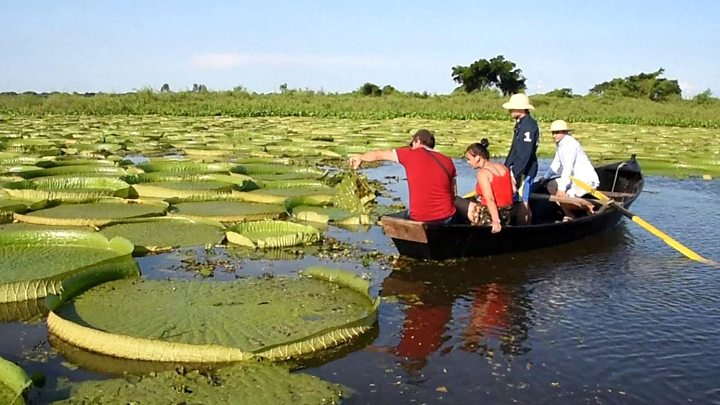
[47,268,378,363]
[0,230,138,304]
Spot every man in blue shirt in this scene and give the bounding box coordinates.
[502,93,540,224]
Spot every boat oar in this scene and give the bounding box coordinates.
[571,176,715,265]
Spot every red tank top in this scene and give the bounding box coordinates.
[475,168,514,207]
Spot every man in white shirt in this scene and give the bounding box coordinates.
[542,120,600,220]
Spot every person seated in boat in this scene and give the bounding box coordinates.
[348,129,458,224]
[541,120,600,221]
[456,139,514,233]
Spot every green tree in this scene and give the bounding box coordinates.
[692,89,715,104]
[358,82,382,96]
[451,55,526,95]
[589,68,681,101]
[191,83,208,93]
[381,85,397,95]
[544,88,575,98]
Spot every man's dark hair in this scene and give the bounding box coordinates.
[411,129,436,149]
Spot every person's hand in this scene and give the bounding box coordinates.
[348,155,363,170]
[557,189,567,198]
[491,221,502,233]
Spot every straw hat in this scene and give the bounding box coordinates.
[502,93,534,110]
[550,120,572,133]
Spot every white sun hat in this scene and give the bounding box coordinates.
[502,93,534,110]
[550,119,572,132]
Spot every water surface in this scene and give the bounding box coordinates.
[1,160,718,404]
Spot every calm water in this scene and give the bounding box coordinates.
[2,160,719,404]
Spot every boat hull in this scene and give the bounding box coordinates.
[380,157,643,260]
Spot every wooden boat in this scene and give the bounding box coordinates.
[380,156,644,260]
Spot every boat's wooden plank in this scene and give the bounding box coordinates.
[601,191,636,198]
[380,216,428,243]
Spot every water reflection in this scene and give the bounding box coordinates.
[380,258,532,374]
[378,228,633,374]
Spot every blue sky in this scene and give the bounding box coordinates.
[2,0,718,97]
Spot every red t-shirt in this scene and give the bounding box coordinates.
[396,147,457,222]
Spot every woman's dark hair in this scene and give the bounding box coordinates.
[465,138,490,159]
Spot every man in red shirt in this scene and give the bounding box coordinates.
[349,129,457,223]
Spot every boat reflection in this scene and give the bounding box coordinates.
[378,228,632,373]
[380,258,531,373]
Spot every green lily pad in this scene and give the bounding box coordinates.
[251,186,336,197]
[0,198,41,215]
[14,199,168,227]
[0,356,30,405]
[255,179,327,189]
[0,230,139,303]
[124,172,257,190]
[54,362,347,405]
[240,163,326,176]
[137,161,246,175]
[16,165,126,179]
[99,217,226,254]
[2,176,131,202]
[131,181,235,200]
[48,267,378,363]
[226,220,321,248]
[170,201,286,223]
[290,205,371,225]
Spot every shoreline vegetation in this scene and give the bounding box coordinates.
[1,90,719,128]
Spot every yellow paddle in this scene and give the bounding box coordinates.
[571,176,715,265]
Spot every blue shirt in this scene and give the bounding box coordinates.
[504,114,540,185]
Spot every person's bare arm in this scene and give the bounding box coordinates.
[478,171,502,233]
[348,149,398,169]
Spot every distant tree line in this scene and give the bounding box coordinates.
[2,55,716,103]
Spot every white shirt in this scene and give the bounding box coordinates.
[544,134,599,191]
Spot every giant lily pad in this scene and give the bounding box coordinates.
[14,199,168,227]
[250,186,336,198]
[255,178,327,189]
[0,230,139,303]
[99,217,226,254]
[124,172,257,189]
[131,181,235,200]
[240,163,326,176]
[16,165,126,179]
[54,362,346,405]
[0,197,47,215]
[136,161,246,175]
[48,267,378,363]
[226,220,321,249]
[2,177,131,202]
[290,205,372,225]
[170,201,286,222]
[0,356,31,405]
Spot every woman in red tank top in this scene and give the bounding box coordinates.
[465,139,514,233]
